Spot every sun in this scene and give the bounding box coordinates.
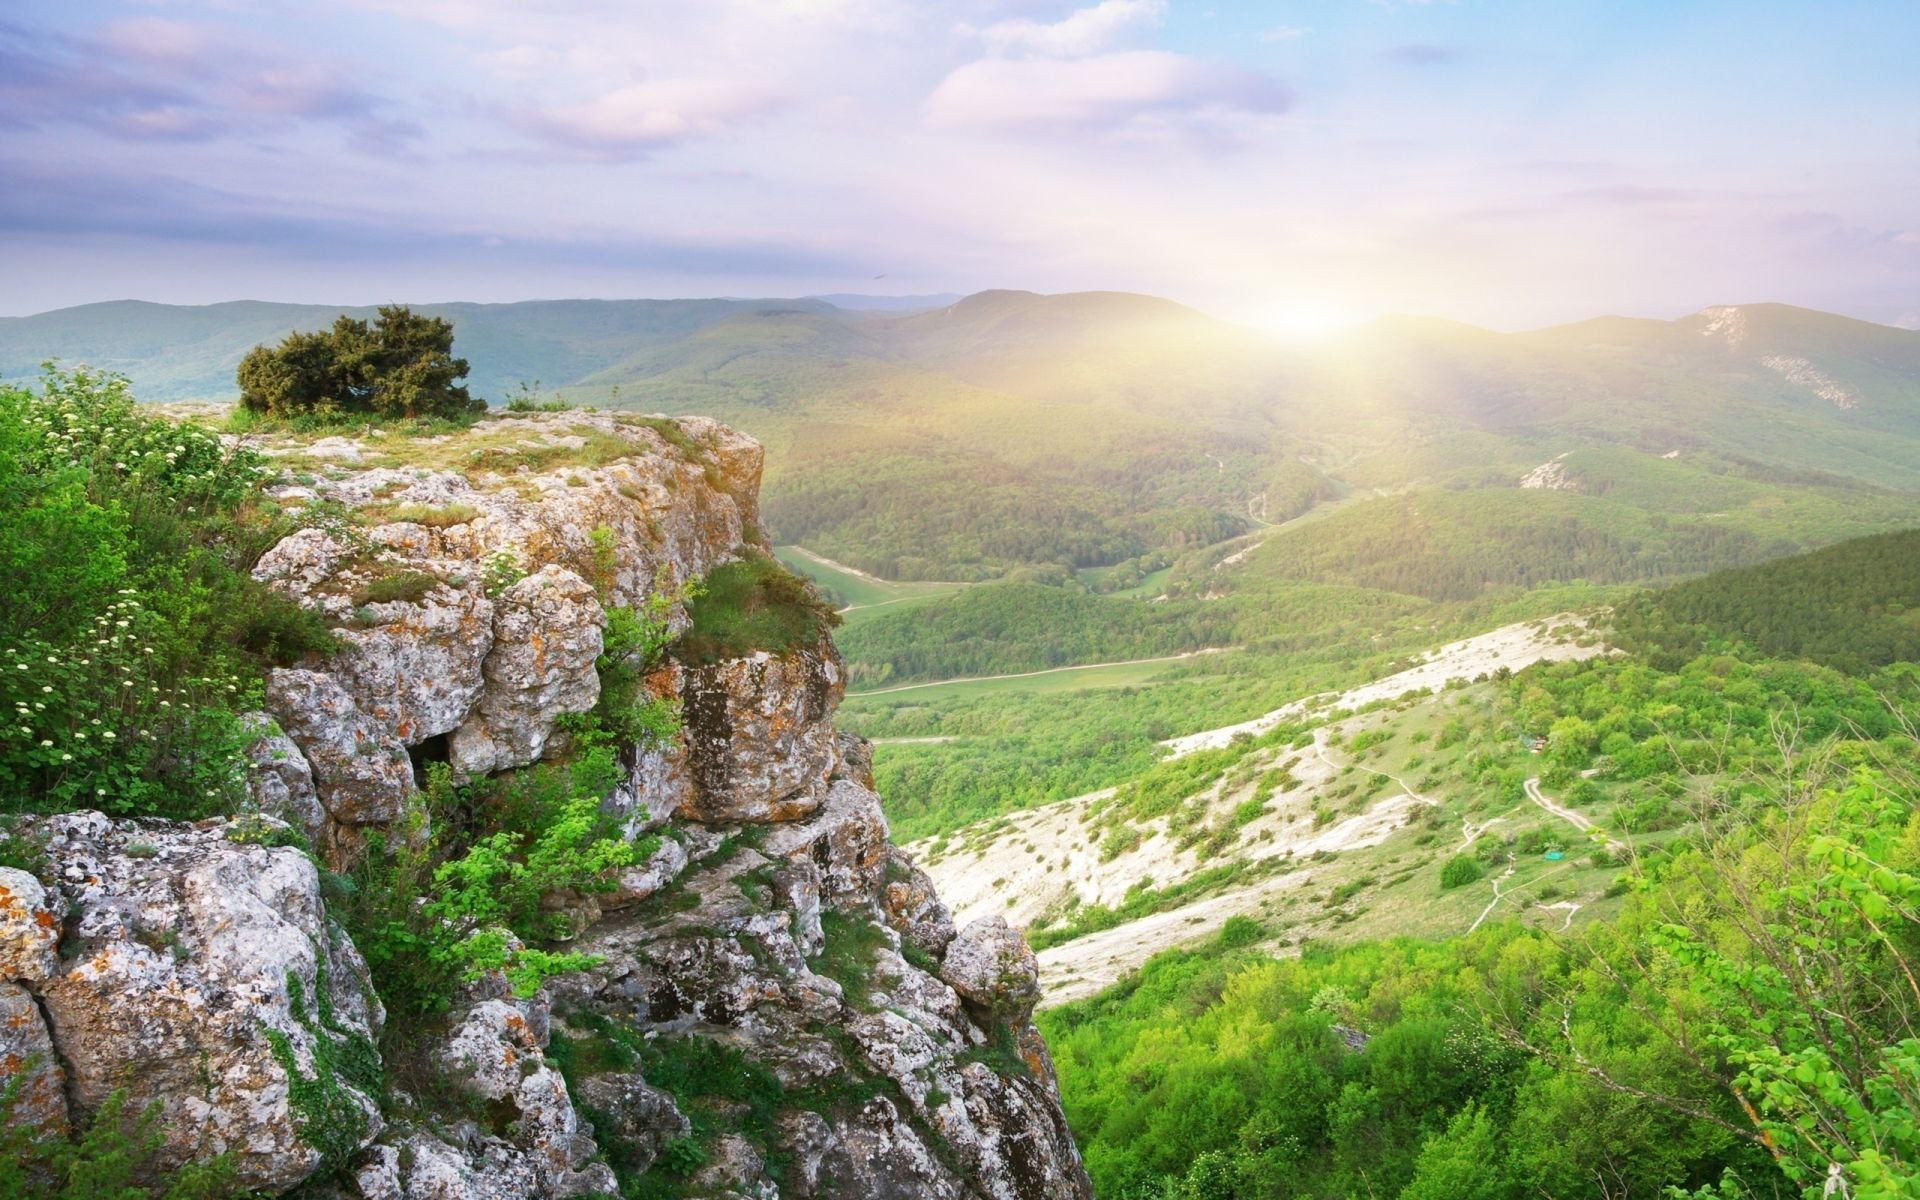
[1245,302,1360,342]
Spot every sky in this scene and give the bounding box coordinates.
[1,0,1917,331]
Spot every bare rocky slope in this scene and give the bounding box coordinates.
[0,411,1091,1198]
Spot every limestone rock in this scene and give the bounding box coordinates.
[941,916,1043,1024]
[431,997,615,1197]
[265,668,414,829]
[0,982,67,1137]
[602,835,691,912]
[605,735,694,841]
[881,849,957,961]
[570,1072,690,1175]
[677,638,844,824]
[252,527,352,608]
[772,859,825,957]
[762,779,891,903]
[329,583,494,744]
[451,566,604,777]
[26,812,384,1192]
[239,713,326,844]
[0,866,62,984]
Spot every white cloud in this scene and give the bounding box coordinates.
[513,79,775,154]
[976,0,1165,57]
[1258,25,1309,42]
[924,50,1289,133]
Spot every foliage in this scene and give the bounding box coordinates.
[340,755,636,1021]
[813,910,890,1010]
[674,551,841,665]
[1439,855,1483,889]
[0,1080,239,1199]
[1614,528,1920,672]
[236,305,482,421]
[0,366,326,817]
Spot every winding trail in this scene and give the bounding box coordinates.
[1311,729,1438,811]
[1467,865,1516,933]
[851,647,1232,698]
[1524,776,1623,851]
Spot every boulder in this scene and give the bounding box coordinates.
[21,813,384,1192]
[762,779,891,903]
[570,1073,691,1175]
[881,849,958,961]
[431,998,615,1197]
[328,583,494,744]
[0,982,67,1137]
[264,668,414,832]
[0,866,61,983]
[239,712,326,845]
[941,917,1042,1024]
[451,566,604,777]
[677,639,844,824]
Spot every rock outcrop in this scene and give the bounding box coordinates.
[0,411,1092,1199]
[0,815,384,1192]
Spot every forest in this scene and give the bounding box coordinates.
[1044,621,1920,1199]
[1613,528,1920,672]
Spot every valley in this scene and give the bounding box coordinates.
[5,290,1919,1199]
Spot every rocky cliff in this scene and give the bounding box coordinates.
[0,411,1092,1199]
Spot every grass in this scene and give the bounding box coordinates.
[813,910,890,1010]
[675,551,842,664]
[361,501,481,528]
[350,568,440,606]
[846,654,1207,704]
[774,545,972,614]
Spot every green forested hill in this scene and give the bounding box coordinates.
[1615,527,1920,670]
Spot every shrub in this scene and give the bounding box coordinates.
[674,551,842,665]
[0,368,321,817]
[350,568,440,607]
[1218,915,1266,948]
[0,1079,237,1199]
[341,757,636,1020]
[1439,855,1483,889]
[236,306,483,421]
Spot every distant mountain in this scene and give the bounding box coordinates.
[804,292,963,311]
[5,292,1917,577]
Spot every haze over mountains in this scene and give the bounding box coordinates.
[10,289,1919,585]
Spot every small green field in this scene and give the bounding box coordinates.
[844,651,1225,706]
[774,545,972,618]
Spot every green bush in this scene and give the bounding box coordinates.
[0,367,326,817]
[341,754,637,1021]
[1439,855,1483,889]
[674,552,841,665]
[236,306,482,421]
[0,1080,237,1199]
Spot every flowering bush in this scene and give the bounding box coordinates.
[0,367,324,817]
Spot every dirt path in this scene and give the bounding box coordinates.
[852,648,1231,698]
[1467,864,1516,933]
[1162,614,1608,758]
[1312,729,1437,810]
[784,545,972,588]
[1524,776,1622,851]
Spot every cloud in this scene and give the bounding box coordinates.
[974,0,1165,57]
[925,51,1290,134]
[1258,25,1310,42]
[510,78,776,155]
[1387,44,1462,66]
[0,17,417,152]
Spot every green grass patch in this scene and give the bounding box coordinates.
[675,551,842,664]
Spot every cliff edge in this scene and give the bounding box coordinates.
[0,410,1092,1199]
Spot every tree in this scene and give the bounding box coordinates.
[1400,1104,1520,1200]
[237,305,480,420]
